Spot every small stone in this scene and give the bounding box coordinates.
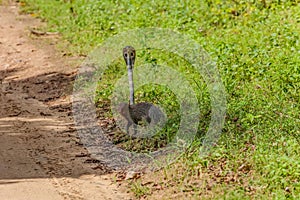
[124,171,140,180]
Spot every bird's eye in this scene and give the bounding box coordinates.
[130,52,134,57]
[124,53,128,58]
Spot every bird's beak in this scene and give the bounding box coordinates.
[126,55,134,69]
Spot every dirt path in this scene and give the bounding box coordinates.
[0,2,131,200]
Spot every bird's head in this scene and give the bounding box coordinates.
[123,46,136,69]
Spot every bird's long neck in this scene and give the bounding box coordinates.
[128,67,135,105]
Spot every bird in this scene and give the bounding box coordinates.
[118,46,165,135]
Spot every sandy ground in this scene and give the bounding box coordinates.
[0,2,132,200]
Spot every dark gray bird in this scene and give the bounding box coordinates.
[118,46,165,135]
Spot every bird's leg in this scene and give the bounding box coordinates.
[126,122,130,134]
[133,123,137,135]
[126,120,133,135]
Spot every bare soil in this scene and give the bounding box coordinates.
[0,2,132,200]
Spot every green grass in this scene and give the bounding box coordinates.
[20,0,300,199]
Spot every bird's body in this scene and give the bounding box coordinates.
[126,102,152,124]
[118,102,152,134]
[118,102,165,135]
